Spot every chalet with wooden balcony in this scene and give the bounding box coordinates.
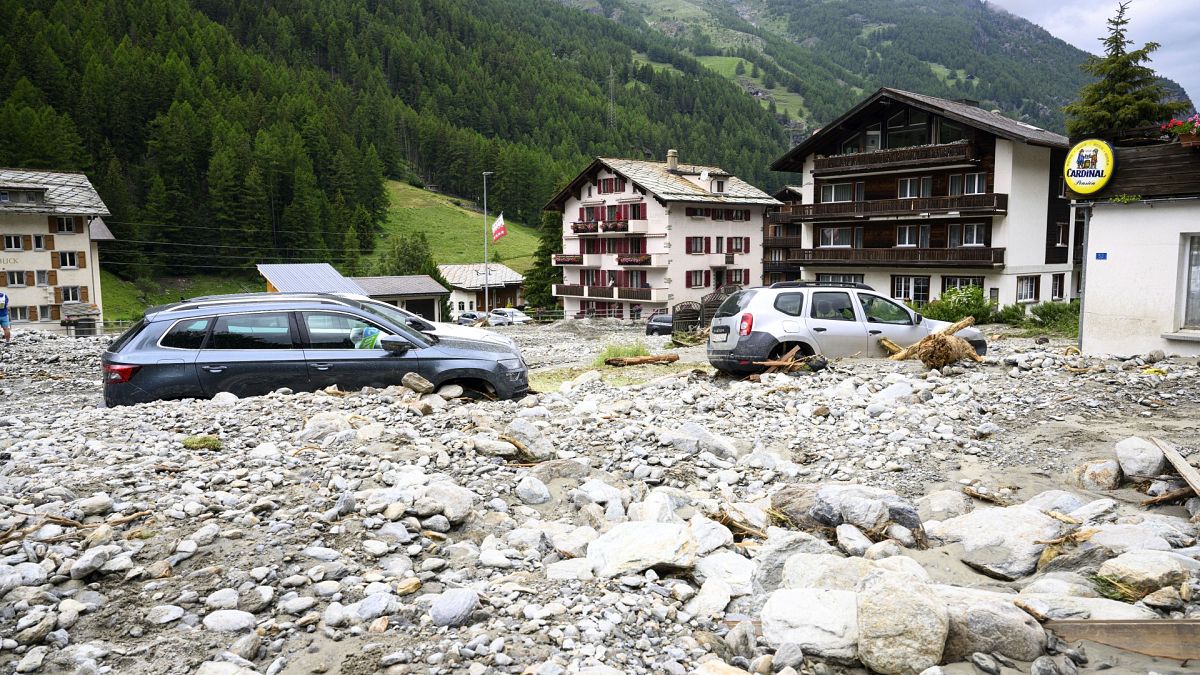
[767,88,1076,306]
[544,150,778,318]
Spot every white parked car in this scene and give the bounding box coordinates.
[351,298,517,349]
[490,308,534,325]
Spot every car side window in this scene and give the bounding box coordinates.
[209,312,296,350]
[810,292,856,322]
[303,312,393,350]
[161,318,211,349]
[858,294,912,325]
[772,292,805,317]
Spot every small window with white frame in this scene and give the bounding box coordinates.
[10,306,28,322]
[898,176,932,199]
[56,217,76,233]
[1016,275,1039,303]
[819,227,853,248]
[35,270,48,286]
[686,270,705,288]
[816,273,865,284]
[1051,273,1065,300]
[33,235,46,250]
[1056,222,1069,247]
[896,225,917,247]
[963,222,985,246]
[820,182,854,203]
[1184,236,1200,328]
[728,269,744,284]
[58,251,78,268]
[62,286,81,303]
[964,172,987,195]
[38,305,52,321]
[6,270,25,286]
[714,179,725,193]
[3,234,21,251]
[948,174,963,196]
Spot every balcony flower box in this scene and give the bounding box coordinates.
[572,221,599,234]
[600,220,629,232]
[554,254,583,265]
[1163,115,1200,147]
[616,254,651,265]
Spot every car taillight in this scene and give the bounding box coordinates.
[738,313,754,336]
[103,364,140,384]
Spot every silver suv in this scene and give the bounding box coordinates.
[707,282,987,374]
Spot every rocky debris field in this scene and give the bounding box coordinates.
[0,326,1199,675]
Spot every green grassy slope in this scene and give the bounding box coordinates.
[372,181,541,274]
[101,270,261,321]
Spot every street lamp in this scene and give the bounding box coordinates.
[483,171,494,313]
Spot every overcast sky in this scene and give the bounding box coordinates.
[985,0,1198,105]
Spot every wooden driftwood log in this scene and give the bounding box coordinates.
[888,316,976,361]
[604,354,680,367]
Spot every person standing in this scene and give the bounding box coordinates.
[0,289,10,343]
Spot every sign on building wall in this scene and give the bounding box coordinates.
[1064,139,1116,195]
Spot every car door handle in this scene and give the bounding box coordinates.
[310,363,333,371]
[812,327,827,333]
[202,365,227,373]
[868,329,883,335]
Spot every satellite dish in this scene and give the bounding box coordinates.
[699,170,710,182]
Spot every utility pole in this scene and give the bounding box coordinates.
[483,171,494,313]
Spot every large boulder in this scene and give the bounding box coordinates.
[658,421,739,458]
[783,553,928,591]
[586,522,697,577]
[931,585,1046,662]
[1114,437,1167,477]
[773,484,921,533]
[1071,460,1121,491]
[695,551,756,597]
[1096,550,1200,597]
[749,529,836,602]
[503,419,554,460]
[857,573,949,675]
[760,588,858,663]
[1017,593,1159,620]
[915,490,973,522]
[926,506,1065,580]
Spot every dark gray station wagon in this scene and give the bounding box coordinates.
[102,296,529,406]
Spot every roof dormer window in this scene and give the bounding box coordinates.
[714,180,725,193]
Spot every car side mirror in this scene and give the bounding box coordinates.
[380,335,411,354]
[913,313,923,325]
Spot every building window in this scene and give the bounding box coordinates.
[964,172,987,195]
[598,177,626,194]
[1056,222,1069,247]
[6,271,25,287]
[816,273,864,284]
[715,180,725,193]
[629,203,647,219]
[729,209,750,221]
[892,276,931,305]
[820,183,854,203]
[10,306,28,322]
[458,301,465,311]
[0,191,8,202]
[938,119,965,144]
[1184,236,1200,328]
[56,217,76,233]
[819,227,853,248]
[1016,275,1040,303]
[469,301,475,310]
[61,286,81,303]
[38,305,52,322]
[886,109,930,148]
[685,207,710,218]
[964,223,985,246]
[687,237,706,254]
[897,176,932,199]
[949,174,963,196]
[728,269,745,284]
[942,276,984,293]
[58,251,78,268]
[728,237,745,253]
[686,271,705,288]
[896,225,917,247]
[33,235,46,250]
[36,270,48,286]
[3,235,21,251]
[1051,273,1065,300]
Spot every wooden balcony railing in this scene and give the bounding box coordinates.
[763,236,807,249]
[770,193,1007,223]
[763,247,1006,269]
[554,284,584,296]
[813,141,976,174]
[553,285,666,302]
[552,254,583,265]
[571,221,599,234]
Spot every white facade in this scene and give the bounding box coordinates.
[1081,200,1200,357]
[552,160,772,318]
[0,213,105,323]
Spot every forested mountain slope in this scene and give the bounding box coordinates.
[0,0,788,274]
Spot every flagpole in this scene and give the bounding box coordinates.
[483,171,493,313]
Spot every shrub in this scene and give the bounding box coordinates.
[994,303,1027,325]
[182,435,222,450]
[593,341,650,366]
[917,285,993,323]
[1029,300,1080,336]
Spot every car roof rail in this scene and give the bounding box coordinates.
[768,281,875,290]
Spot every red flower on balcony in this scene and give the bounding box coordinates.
[554,254,583,265]
[600,220,629,232]
[616,254,651,265]
[571,221,599,233]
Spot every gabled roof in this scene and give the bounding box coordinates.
[436,263,524,290]
[771,88,1069,172]
[772,185,804,201]
[0,169,110,216]
[257,263,366,294]
[352,275,450,297]
[89,217,116,241]
[544,157,779,211]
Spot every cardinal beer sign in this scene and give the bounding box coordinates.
[1063,139,1115,195]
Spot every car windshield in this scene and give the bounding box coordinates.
[714,290,757,318]
[352,301,435,346]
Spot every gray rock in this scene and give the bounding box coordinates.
[1030,656,1061,675]
[146,605,185,625]
[760,588,858,663]
[927,506,1064,580]
[77,492,114,516]
[856,571,948,675]
[15,612,56,645]
[1114,437,1167,478]
[401,372,435,394]
[1071,460,1121,491]
[70,544,121,579]
[515,475,551,505]
[695,550,755,596]
[202,610,257,632]
[835,524,873,557]
[931,585,1045,661]
[725,619,757,660]
[430,588,479,627]
[749,530,836,602]
[772,643,805,670]
[685,578,732,618]
[15,646,48,673]
[915,490,972,522]
[424,481,476,524]
[503,418,554,460]
[1096,549,1200,597]
[586,521,696,577]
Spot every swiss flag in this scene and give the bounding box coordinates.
[491,214,507,243]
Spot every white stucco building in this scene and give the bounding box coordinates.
[0,169,112,325]
[544,152,779,318]
[768,88,1077,306]
[1073,142,1200,356]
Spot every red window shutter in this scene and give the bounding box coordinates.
[578,208,584,221]
[704,237,711,253]
[743,268,750,284]
[743,237,751,253]
[704,270,711,287]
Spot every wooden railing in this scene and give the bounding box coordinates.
[770,193,1007,222]
[552,254,583,265]
[553,285,664,302]
[763,236,806,249]
[764,247,1005,268]
[554,284,584,296]
[618,287,652,301]
[813,142,975,174]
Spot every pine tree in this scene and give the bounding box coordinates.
[734,60,746,76]
[1064,1,1187,137]
[521,211,563,309]
[338,222,363,277]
